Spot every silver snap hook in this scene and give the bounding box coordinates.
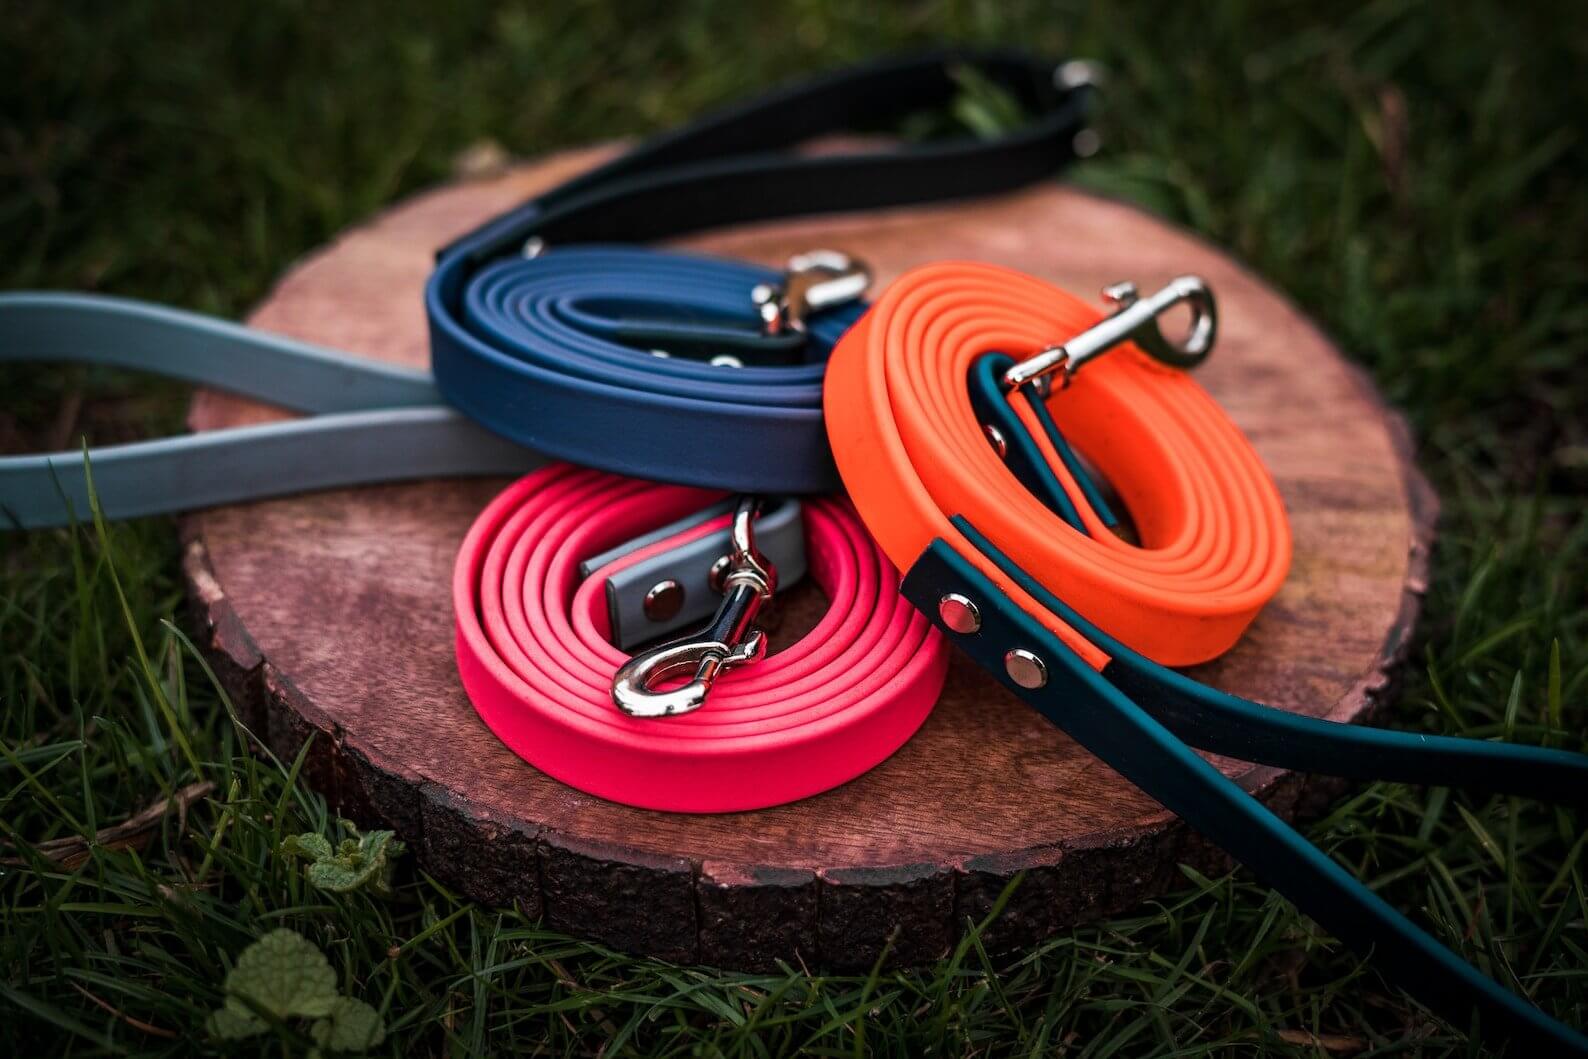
[1001,275,1217,392]
[611,496,776,718]
[752,250,871,336]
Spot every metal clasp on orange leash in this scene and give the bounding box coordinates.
[752,251,871,336]
[1002,275,1217,393]
[611,496,777,718]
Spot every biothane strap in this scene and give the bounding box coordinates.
[435,50,1091,263]
[452,463,947,811]
[2,50,1092,522]
[0,296,820,643]
[426,49,1093,492]
[581,495,808,651]
[822,261,1588,1054]
[428,247,864,492]
[0,293,535,529]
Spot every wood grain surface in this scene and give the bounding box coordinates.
[182,146,1437,971]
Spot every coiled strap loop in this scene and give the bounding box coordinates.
[824,261,1588,1054]
[452,464,947,811]
[428,49,1093,491]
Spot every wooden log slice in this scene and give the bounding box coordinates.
[182,146,1437,971]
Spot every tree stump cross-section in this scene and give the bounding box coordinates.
[181,146,1437,971]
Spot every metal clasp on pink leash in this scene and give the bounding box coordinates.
[611,496,776,718]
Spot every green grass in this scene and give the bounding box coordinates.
[2,0,1585,1054]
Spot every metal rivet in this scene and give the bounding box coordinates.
[709,354,744,368]
[938,593,981,634]
[643,579,684,622]
[1072,129,1102,159]
[1004,648,1048,689]
[707,554,731,594]
[982,423,1008,459]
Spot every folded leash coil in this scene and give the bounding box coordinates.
[452,463,947,811]
[2,50,1093,524]
[823,261,1588,1054]
[426,48,1093,492]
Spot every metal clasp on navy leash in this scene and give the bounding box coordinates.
[1002,276,1217,395]
[527,240,870,343]
[752,251,870,336]
[612,496,777,718]
[648,249,870,367]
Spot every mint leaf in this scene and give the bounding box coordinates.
[224,927,338,1019]
[209,929,384,1049]
[310,996,387,1052]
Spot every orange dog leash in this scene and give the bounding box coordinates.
[827,263,1289,668]
[824,261,1588,1054]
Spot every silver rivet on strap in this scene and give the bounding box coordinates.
[1004,648,1048,689]
[643,580,684,622]
[938,594,982,634]
[982,423,1008,459]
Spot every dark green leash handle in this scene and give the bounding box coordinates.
[901,520,1588,1055]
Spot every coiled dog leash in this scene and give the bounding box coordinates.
[0,253,860,527]
[4,50,1094,524]
[452,463,947,811]
[823,261,1588,1053]
[432,246,867,492]
[427,49,1095,492]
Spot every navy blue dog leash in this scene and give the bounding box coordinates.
[428,246,866,493]
[1,49,1093,525]
[426,49,1092,491]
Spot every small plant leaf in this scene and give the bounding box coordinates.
[311,996,387,1053]
[282,832,334,862]
[283,826,404,894]
[209,929,384,1048]
[206,1002,265,1040]
[224,927,338,1019]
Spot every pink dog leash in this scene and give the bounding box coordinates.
[453,464,947,811]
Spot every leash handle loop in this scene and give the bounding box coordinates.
[437,49,1093,264]
[0,293,535,528]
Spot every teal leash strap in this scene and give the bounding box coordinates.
[898,520,1588,1054]
[952,513,1588,804]
[0,293,538,528]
